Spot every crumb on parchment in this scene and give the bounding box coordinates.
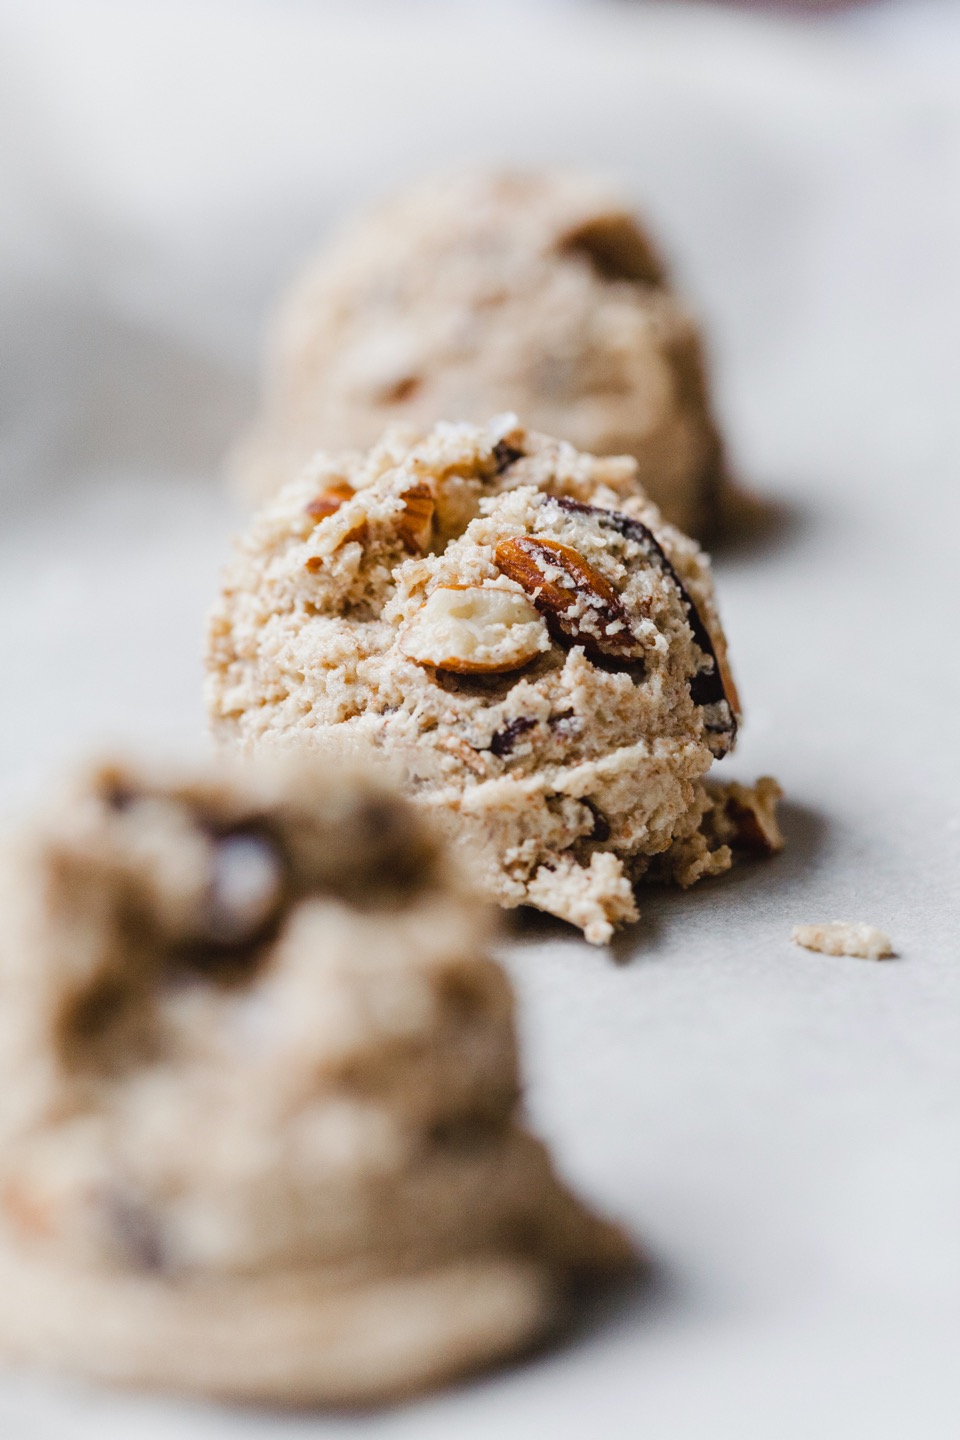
[791,921,895,961]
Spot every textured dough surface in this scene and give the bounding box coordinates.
[235,169,727,537]
[0,757,630,1403]
[208,418,743,944]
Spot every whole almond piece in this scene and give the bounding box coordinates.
[494,537,644,661]
[400,585,549,674]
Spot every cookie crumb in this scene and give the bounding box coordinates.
[791,922,895,960]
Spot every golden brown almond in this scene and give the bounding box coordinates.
[397,484,435,552]
[304,481,355,520]
[494,536,643,660]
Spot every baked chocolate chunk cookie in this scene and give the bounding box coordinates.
[234,169,728,537]
[207,419,753,944]
[0,757,630,1403]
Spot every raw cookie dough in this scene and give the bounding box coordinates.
[0,757,630,1404]
[207,417,753,945]
[654,775,785,888]
[791,922,895,960]
[234,169,727,537]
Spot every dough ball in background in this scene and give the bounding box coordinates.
[234,170,730,540]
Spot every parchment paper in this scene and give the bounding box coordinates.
[0,3,958,1436]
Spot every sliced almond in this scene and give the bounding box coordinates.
[400,585,549,674]
[397,484,435,552]
[558,212,663,285]
[494,536,644,661]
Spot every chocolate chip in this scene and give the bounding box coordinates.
[583,800,611,843]
[62,979,128,1045]
[204,831,286,947]
[489,716,537,758]
[492,441,525,475]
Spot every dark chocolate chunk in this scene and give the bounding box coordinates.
[489,716,537,758]
[492,440,525,475]
[495,535,646,663]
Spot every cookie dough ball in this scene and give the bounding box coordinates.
[236,169,727,537]
[208,418,741,945]
[0,756,630,1404]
